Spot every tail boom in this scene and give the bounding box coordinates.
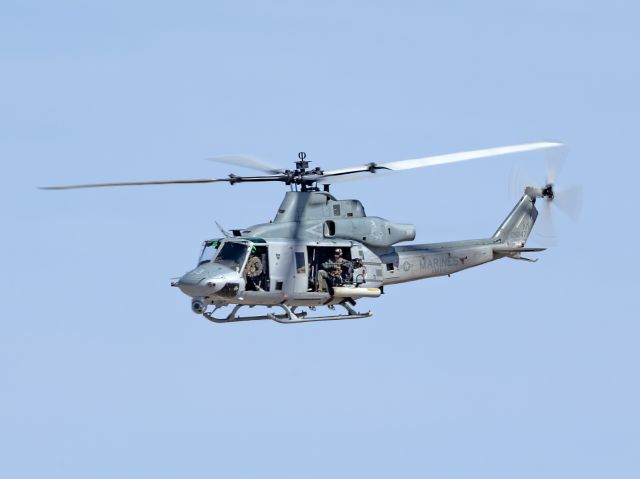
[379,192,544,285]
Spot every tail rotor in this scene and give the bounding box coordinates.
[510,145,583,244]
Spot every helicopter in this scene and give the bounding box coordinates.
[42,142,581,324]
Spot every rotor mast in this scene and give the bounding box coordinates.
[292,152,324,192]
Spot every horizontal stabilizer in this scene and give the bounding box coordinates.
[493,247,546,254]
[494,246,546,262]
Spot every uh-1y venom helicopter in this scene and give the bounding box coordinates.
[42,141,582,324]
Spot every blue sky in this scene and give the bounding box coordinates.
[2,1,639,477]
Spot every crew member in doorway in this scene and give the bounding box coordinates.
[245,248,263,291]
[318,248,348,294]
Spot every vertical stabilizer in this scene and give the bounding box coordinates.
[492,194,538,247]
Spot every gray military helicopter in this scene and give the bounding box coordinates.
[42,142,581,324]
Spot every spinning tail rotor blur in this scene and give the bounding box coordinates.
[510,145,583,244]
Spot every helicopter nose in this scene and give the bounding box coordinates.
[174,264,240,298]
[175,271,218,297]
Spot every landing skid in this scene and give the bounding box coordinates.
[202,302,372,324]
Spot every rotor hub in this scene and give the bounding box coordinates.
[541,184,554,200]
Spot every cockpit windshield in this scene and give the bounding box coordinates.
[212,241,249,272]
[198,240,221,266]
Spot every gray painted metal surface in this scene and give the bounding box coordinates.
[42,141,563,324]
[174,189,542,323]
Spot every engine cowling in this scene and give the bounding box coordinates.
[324,216,416,248]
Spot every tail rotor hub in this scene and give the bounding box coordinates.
[541,184,554,200]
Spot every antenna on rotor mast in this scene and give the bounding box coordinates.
[289,151,326,192]
[296,152,314,192]
[295,151,309,171]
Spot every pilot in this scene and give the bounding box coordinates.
[318,248,348,294]
[245,248,263,291]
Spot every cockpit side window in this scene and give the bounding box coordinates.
[213,242,249,272]
[198,240,220,266]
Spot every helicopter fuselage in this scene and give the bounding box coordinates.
[174,190,540,322]
[42,141,564,324]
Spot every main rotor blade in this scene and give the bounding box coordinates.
[206,155,285,174]
[39,174,292,190]
[39,178,231,190]
[316,141,564,184]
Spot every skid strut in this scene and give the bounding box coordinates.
[202,302,372,324]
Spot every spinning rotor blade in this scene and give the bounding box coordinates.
[316,141,564,184]
[508,144,582,245]
[545,144,569,185]
[537,188,584,245]
[206,155,285,174]
[536,199,558,244]
[553,184,583,222]
[509,160,538,201]
[39,174,293,190]
[42,141,566,191]
[39,178,231,190]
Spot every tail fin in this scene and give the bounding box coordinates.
[492,194,538,247]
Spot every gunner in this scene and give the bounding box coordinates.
[318,248,348,294]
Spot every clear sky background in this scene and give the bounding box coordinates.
[2,1,639,477]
